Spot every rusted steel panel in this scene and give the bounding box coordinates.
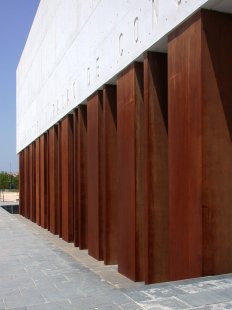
[35,138,41,226]
[29,143,36,222]
[168,12,203,280]
[87,91,103,260]
[40,134,48,229]
[102,85,117,265]
[48,126,59,235]
[144,52,168,284]
[74,107,88,249]
[117,63,144,281]
[19,151,25,216]
[24,147,30,219]
[77,105,88,249]
[73,109,79,247]
[46,133,50,230]
[201,10,232,276]
[58,123,62,237]
[60,115,74,242]
[169,10,232,281]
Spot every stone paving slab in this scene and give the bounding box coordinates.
[0,208,232,309]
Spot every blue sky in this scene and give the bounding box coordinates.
[0,0,39,172]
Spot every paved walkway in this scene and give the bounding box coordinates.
[0,208,232,310]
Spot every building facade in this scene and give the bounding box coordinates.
[17,0,232,284]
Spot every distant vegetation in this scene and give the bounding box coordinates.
[0,171,19,190]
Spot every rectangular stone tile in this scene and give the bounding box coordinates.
[176,281,220,294]
[70,296,111,309]
[139,297,190,309]
[119,303,143,310]
[188,301,232,310]
[4,292,45,308]
[28,300,73,310]
[0,287,20,299]
[179,289,231,307]
[90,304,121,310]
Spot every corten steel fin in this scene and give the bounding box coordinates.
[35,138,41,226]
[40,134,48,229]
[169,11,203,281]
[102,85,118,265]
[201,10,232,276]
[117,62,144,282]
[48,126,59,235]
[58,123,62,238]
[24,147,30,219]
[19,151,25,216]
[46,132,50,231]
[60,115,74,243]
[29,143,36,222]
[33,142,36,222]
[144,52,168,284]
[168,9,232,281]
[74,106,88,249]
[73,109,79,247]
[87,91,104,260]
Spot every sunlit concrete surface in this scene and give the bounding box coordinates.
[17,0,232,152]
[0,191,19,203]
[0,207,232,310]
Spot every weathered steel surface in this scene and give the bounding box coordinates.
[29,143,36,222]
[35,138,41,226]
[168,10,232,280]
[58,123,62,237]
[73,109,79,247]
[102,85,118,265]
[144,52,168,284]
[87,91,104,260]
[46,133,50,230]
[19,151,25,216]
[201,10,232,276]
[40,134,48,229]
[117,63,144,281]
[73,106,88,249]
[60,115,74,242]
[168,12,203,281]
[24,147,30,219]
[78,106,88,250]
[48,126,59,235]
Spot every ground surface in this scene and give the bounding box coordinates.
[0,207,232,310]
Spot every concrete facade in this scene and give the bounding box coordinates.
[16,0,232,152]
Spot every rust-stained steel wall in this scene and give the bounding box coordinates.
[40,134,48,229]
[48,126,59,235]
[102,85,118,265]
[24,147,30,219]
[117,63,144,282]
[144,52,168,284]
[60,115,74,243]
[87,91,104,260]
[29,143,36,222]
[19,151,25,216]
[73,108,79,247]
[201,10,232,277]
[18,9,232,286]
[169,12,203,281]
[74,106,88,249]
[35,138,40,226]
[78,106,88,250]
[169,10,232,281]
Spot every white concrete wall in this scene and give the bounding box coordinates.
[16,0,232,152]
